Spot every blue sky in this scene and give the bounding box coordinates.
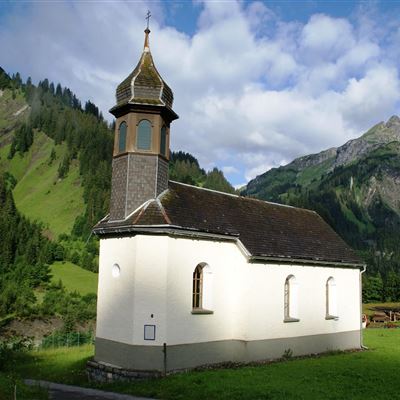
[1,1,400,185]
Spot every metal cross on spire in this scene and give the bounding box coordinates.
[145,10,151,30]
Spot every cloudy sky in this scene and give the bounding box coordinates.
[1,1,400,185]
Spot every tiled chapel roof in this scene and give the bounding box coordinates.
[94,181,363,267]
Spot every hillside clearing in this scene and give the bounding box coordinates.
[1,329,398,400]
[50,261,98,295]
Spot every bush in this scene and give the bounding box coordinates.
[0,337,33,371]
[40,283,96,330]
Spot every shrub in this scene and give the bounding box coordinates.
[0,337,33,371]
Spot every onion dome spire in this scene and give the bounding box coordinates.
[111,11,175,116]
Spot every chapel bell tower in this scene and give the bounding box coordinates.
[108,24,178,221]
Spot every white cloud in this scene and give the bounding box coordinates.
[222,166,239,175]
[1,1,399,185]
[300,14,355,63]
[340,65,400,128]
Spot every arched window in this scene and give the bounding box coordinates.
[192,263,213,313]
[118,122,127,153]
[137,119,152,150]
[326,277,338,319]
[160,125,167,156]
[192,265,203,309]
[284,275,299,322]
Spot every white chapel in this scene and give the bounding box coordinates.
[90,26,365,379]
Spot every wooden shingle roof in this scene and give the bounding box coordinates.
[94,181,362,267]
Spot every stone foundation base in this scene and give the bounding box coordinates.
[87,360,162,382]
[89,330,361,381]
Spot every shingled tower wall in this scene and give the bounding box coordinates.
[108,28,178,221]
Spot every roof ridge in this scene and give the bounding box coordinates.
[123,198,153,222]
[156,197,172,224]
[168,180,314,213]
[169,180,240,198]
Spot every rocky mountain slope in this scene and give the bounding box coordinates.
[244,116,400,276]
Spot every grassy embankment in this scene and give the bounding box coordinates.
[1,329,399,400]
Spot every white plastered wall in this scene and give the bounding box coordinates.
[96,235,361,346]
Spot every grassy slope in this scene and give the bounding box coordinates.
[296,157,334,186]
[1,329,399,400]
[0,131,84,238]
[50,261,98,295]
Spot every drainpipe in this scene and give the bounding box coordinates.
[360,264,368,349]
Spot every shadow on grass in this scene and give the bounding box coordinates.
[96,350,400,400]
[95,330,400,400]
[0,373,48,400]
[6,345,93,386]
[4,330,400,400]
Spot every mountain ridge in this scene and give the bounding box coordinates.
[244,115,400,285]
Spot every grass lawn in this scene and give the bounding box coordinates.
[50,261,98,295]
[2,329,399,400]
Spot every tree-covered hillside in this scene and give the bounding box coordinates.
[4,64,399,308]
[170,151,235,193]
[0,173,53,317]
[0,69,235,240]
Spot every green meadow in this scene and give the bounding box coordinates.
[50,261,98,295]
[1,329,399,400]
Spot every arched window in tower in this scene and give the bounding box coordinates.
[118,122,127,153]
[160,125,167,156]
[326,277,338,319]
[192,263,213,312]
[284,275,299,322]
[137,119,152,150]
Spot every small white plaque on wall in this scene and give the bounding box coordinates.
[144,325,156,341]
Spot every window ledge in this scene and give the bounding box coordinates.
[283,317,300,323]
[191,309,214,315]
[325,315,339,321]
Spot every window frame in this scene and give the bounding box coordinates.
[325,277,339,320]
[118,121,127,153]
[191,263,213,315]
[136,119,152,151]
[160,125,167,156]
[284,275,300,323]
